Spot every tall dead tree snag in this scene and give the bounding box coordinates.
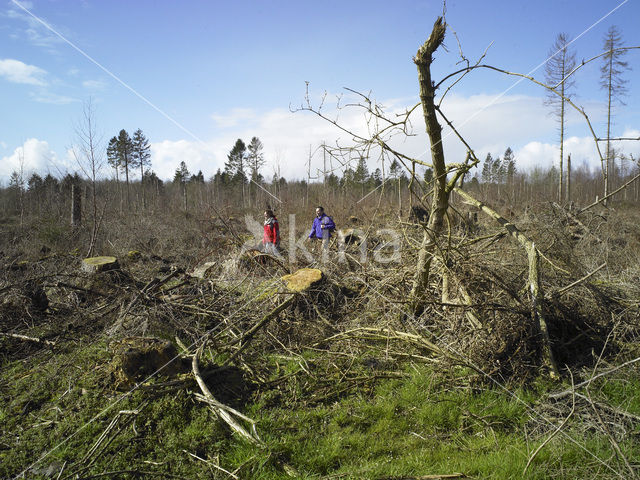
[410,17,449,315]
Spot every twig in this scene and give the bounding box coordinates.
[585,386,638,479]
[549,356,640,400]
[224,295,296,364]
[183,449,239,479]
[73,470,191,479]
[523,372,575,476]
[548,263,606,298]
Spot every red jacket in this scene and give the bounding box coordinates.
[263,217,280,245]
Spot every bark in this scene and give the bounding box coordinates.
[410,17,449,316]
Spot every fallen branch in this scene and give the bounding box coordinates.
[192,344,263,445]
[0,332,56,347]
[183,449,238,479]
[551,202,601,243]
[549,356,640,400]
[224,295,296,364]
[547,263,606,299]
[578,172,640,214]
[454,187,559,378]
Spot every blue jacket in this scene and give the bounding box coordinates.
[309,213,335,239]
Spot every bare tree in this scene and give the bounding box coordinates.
[600,25,630,204]
[544,33,576,203]
[71,99,104,256]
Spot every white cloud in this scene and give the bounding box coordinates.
[0,138,69,181]
[10,93,623,186]
[211,108,257,128]
[0,58,47,85]
[150,139,217,180]
[150,93,567,181]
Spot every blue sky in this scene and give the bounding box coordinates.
[1,0,639,184]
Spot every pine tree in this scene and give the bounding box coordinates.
[225,139,247,181]
[544,33,576,202]
[353,157,369,196]
[247,137,265,183]
[600,26,630,203]
[491,155,503,184]
[482,153,494,183]
[116,129,134,207]
[225,139,247,204]
[504,147,516,184]
[132,129,151,208]
[389,159,401,178]
[191,170,205,183]
[173,161,190,184]
[106,136,120,182]
[372,168,383,187]
[174,161,190,211]
[423,167,433,185]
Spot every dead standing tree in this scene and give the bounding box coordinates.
[409,17,449,315]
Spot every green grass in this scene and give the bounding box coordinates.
[3,345,640,479]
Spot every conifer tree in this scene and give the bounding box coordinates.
[600,26,630,202]
[225,139,247,204]
[544,33,576,202]
[247,137,265,183]
[132,129,151,208]
[116,129,134,207]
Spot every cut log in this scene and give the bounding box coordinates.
[281,268,324,292]
[82,256,120,274]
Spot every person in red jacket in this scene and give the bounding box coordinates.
[262,209,280,255]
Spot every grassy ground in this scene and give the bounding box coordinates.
[3,204,640,479]
[3,339,640,479]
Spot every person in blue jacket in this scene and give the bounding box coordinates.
[308,206,335,251]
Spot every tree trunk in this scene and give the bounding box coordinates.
[566,153,571,204]
[559,79,565,203]
[410,17,449,316]
[604,50,614,206]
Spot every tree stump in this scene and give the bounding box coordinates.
[191,261,218,279]
[82,256,120,274]
[281,268,324,292]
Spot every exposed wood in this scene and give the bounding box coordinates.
[410,17,450,316]
[281,268,324,292]
[0,332,56,347]
[192,344,262,445]
[81,256,119,274]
